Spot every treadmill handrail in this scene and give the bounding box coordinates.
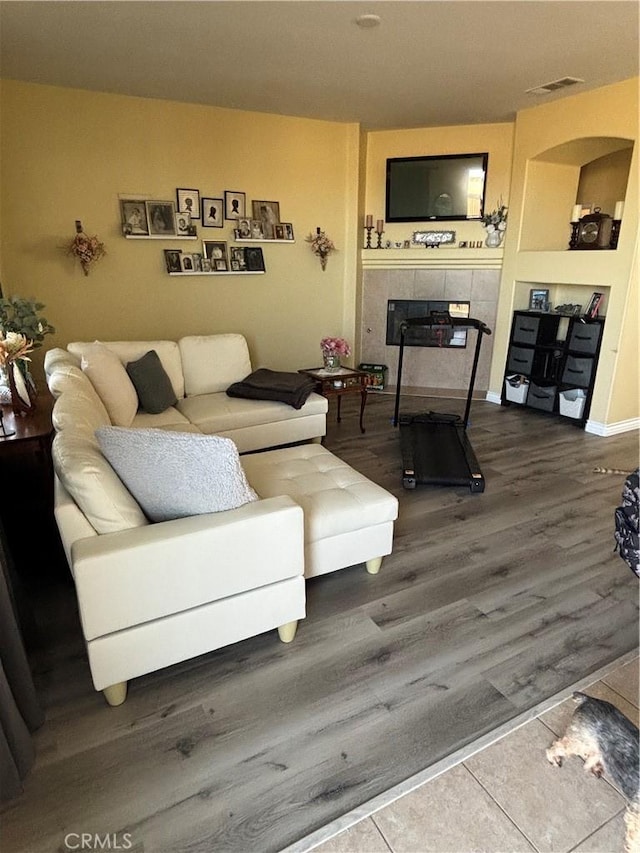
[400,316,492,335]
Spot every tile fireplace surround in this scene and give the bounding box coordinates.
[360,248,501,395]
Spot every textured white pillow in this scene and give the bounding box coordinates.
[95,427,259,522]
[79,342,139,427]
[52,431,148,534]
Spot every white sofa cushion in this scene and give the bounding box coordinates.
[76,342,139,427]
[52,431,148,534]
[176,390,327,433]
[179,334,251,396]
[69,340,185,400]
[96,427,259,522]
[52,390,111,437]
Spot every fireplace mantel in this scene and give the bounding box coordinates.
[361,247,503,270]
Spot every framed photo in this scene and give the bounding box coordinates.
[120,199,149,236]
[147,200,177,236]
[224,191,246,220]
[230,246,247,271]
[529,288,550,311]
[164,249,182,273]
[250,219,264,239]
[236,217,252,239]
[175,211,192,236]
[274,224,285,240]
[282,222,295,241]
[585,291,603,319]
[202,240,228,271]
[176,188,200,220]
[244,246,265,272]
[192,253,203,272]
[201,197,223,228]
[181,254,195,273]
[252,200,280,239]
[202,258,212,273]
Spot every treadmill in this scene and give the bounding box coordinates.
[393,312,492,492]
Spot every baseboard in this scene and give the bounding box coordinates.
[485,392,639,437]
[585,417,640,436]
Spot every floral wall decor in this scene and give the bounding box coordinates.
[66,220,106,276]
[306,228,337,271]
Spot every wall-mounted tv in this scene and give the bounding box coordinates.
[385,153,488,222]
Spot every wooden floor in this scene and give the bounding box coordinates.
[2,393,638,853]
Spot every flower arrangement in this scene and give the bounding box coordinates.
[66,222,106,276]
[321,337,351,357]
[481,200,508,233]
[0,331,34,368]
[306,229,337,270]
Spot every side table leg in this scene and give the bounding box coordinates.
[337,394,342,423]
[359,389,367,433]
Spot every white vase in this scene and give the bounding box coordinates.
[485,228,504,248]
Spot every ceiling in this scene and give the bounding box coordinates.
[0,1,638,131]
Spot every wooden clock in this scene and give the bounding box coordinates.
[574,208,613,249]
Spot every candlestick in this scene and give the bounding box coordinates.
[365,214,373,228]
[375,227,384,249]
[614,200,624,221]
[364,225,373,249]
[571,204,582,223]
[375,219,384,234]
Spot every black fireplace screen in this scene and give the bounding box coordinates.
[386,300,471,347]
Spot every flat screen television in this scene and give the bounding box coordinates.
[385,153,488,222]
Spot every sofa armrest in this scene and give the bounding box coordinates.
[70,496,304,641]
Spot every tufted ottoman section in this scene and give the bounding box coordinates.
[242,444,398,578]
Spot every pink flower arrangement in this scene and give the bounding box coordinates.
[320,337,351,357]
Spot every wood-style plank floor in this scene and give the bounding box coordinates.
[2,393,638,853]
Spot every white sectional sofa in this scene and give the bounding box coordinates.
[44,333,397,707]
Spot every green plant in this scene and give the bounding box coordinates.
[0,295,55,347]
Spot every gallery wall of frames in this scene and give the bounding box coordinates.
[119,188,295,276]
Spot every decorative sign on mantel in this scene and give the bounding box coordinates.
[412,230,456,247]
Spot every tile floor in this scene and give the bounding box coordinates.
[307,653,639,853]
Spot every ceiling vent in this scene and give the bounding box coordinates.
[526,77,584,96]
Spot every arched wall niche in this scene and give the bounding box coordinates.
[520,136,634,251]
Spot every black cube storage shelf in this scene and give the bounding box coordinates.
[501,310,605,428]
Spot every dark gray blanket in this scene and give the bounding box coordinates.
[226,368,316,410]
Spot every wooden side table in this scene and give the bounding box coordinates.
[0,393,60,579]
[299,366,369,433]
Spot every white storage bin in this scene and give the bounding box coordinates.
[559,388,587,419]
[505,374,529,404]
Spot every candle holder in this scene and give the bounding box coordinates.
[375,229,384,249]
[568,221,580,250]
[610,219,621,250]
[364,226,374,249]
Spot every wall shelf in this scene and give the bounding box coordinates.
[168,271,265,276]
[235,238,295,244]
[125,235,198,240]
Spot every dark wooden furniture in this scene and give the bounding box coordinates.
[501,310,605,427]
[299,366,369,433]
[0,392,62,580]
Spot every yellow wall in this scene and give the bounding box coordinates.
[0,80,360,375]
[490,78,639,428]
[364,123,515,245]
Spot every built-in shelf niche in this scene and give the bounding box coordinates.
[519,136,634,252]
[514,281,610,319]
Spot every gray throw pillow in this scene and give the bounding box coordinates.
[126,350,178,414]
[96,427,258,522]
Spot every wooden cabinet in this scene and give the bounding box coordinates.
[501,311,605,427]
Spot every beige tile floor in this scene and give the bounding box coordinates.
[308,654,639,853]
